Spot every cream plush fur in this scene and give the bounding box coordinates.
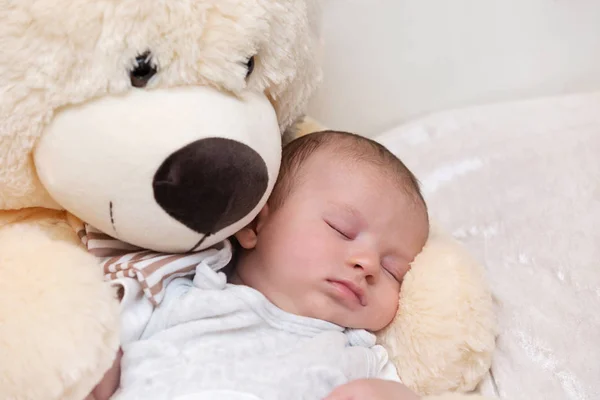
[0,1,495,399]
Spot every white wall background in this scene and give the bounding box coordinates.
[307,0,600,137]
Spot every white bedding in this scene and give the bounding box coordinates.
[375,92,600,400]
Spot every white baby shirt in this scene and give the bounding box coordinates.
[111,244,401,400]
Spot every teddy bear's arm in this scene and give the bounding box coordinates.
[0,216,120,400]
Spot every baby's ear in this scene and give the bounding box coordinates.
[234,226,258,249]
[234,205,270,249]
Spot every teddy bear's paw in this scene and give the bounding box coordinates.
[0,223,120,400]
[377,224,496,396]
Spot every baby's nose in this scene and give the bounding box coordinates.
[350,253,380,282]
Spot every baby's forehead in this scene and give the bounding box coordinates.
[305,146,403,184]
[303,144,378,170]
[303,152,408,198]
[284,135,425,203]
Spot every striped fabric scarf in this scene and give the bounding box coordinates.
[68,214,232,306]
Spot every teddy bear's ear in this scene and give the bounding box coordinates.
[264,0,324,133]
[376,224,496,396]
[283,116,328,144]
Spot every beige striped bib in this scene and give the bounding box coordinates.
[68,214,232,306]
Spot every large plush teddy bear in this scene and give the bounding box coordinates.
[0,1,496,399]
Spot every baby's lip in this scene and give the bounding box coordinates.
[327,279,367,307]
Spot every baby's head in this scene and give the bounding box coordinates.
[233,131,429,331]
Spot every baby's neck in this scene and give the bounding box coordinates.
[227,249,258,288]
[227,268,245,285]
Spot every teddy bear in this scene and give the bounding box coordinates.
[0,1,496,399]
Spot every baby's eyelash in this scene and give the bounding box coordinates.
[382,265,404,284]
[326,221,351,239]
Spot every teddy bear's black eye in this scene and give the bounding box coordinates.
[130,51,157,88]
[246,56,255,79]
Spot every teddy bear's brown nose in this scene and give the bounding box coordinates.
[153,137,269,235]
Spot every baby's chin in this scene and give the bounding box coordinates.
[340,319,391,332]
[316,310,391,332]
[269,291,393,331]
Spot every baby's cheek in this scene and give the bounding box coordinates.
[306,233,334,258]
[288,236,329,275]
[286,245,316,273]
[371,286,401,329]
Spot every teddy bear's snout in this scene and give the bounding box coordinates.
[153,137,269,236]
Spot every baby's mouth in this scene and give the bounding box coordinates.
[327,279,367,307]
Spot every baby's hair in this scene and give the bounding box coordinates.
[269,130,427,214]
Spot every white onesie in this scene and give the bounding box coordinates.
[111,244,401,400]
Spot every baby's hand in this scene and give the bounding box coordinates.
[324,379,421,400]
[88,348,122,400]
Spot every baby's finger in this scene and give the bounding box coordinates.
[322,385,353,400]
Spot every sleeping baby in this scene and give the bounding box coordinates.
[90,130,429,400]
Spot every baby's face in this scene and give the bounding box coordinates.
[236,150,429,331]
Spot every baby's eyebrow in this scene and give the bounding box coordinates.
[327,201,367,226]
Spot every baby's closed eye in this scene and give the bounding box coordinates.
[324,219,357,240]
[381,257,405,283]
